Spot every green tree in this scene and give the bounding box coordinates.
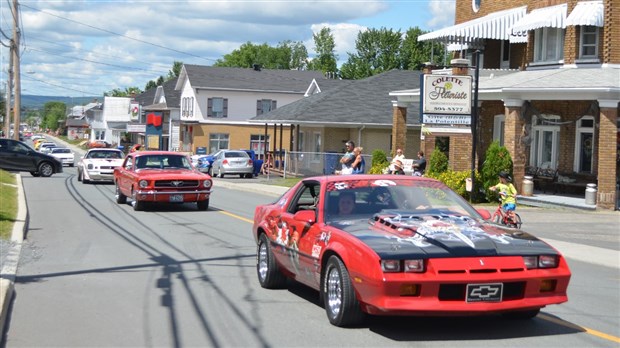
[340,27,402,79]
[481,141,514,202]
[41,102,66,131]
[104,87,142,97]
[400,27,446,70]
[307,27,338,74]
[167,61,183,80]
[427,147,449,175]
[214,41,308,70]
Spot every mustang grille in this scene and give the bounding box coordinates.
[154,180,200,188]
[438,281,525,301]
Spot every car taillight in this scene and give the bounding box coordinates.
[222,159,228,165]
[249,159,253,165]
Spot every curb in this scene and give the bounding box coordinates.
[0,174,26,335]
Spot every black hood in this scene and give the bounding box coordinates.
[329,211,557,259]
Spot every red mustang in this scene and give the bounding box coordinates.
[114,151,213,211]
[252,175,571,327]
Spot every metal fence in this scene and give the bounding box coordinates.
[279,151,373,178]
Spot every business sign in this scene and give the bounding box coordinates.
[423,114,471,125]
[423,75,472,115]
[126,124,146,133]
[129,102,140,122]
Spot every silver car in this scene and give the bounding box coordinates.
[49,147,75,167]
[211,150,253,178]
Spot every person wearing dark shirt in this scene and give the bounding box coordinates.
[413,151,426,176]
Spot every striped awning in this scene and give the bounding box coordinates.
[509,3,567,43]
[418,6,527,46]
[566,1,604,27]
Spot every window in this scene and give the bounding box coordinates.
[529,115,560,169]
[209,133,229,153]
[182,97,194,117]
[579,26,599,59]
[208,97,227,118]
[534,27,564,63]
[472,0,481,12]
[493,114,505,146]
[313,132,321,161]
[574,116,594,173]
[298,131,305,152]
[95,130,105,140]
[256,99,277,116]
[250,134,270,156]
[500,40,510,69]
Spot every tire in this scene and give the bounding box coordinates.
[207,167,212,176]
[197,199,209,211]
[38,162,54,177]
[69,163,74,167]
[256,234,287,289]
[77,169,82,181]
[132,190,144,211]
[30,171,41,177]
[80,170,90,184]
[245,173,253,178]
[502,308,540,320]
[511,214,522,229]
[115,183,127,204]
[239,174,244,178]
[322,256,364,327]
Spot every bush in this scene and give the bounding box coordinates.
[427,147,448,175]
[426,169,484,202]
[481,141,513,202]
[368,149,389,174]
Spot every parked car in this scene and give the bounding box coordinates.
[35,141,55,151]
[77,148,125,184]
[191,151,218,174]
[114,151,213,211]
[39,144,58,154]
[0,138,64,177]
[88,140,112,148]
[252,175,571,327]
[49,147,75,167]
[211,150,254,178]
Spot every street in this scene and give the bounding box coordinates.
[1,167,619,347]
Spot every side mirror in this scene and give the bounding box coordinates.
[476,208,492,220]
[294,210,316,224]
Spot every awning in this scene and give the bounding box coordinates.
[418,6,527,46]
[509,3,567,43]
[566,1,604,27]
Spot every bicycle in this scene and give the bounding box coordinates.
[491,201,522,229]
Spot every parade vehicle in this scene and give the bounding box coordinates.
[77,148,125,184]
[252,175,571,327]
[114,151,213,211]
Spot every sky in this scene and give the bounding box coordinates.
[0,0,455,98]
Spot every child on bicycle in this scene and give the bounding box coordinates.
[489,171,518,222]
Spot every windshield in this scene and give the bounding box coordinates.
[135,155,192,170]
[87,150,123,159]
[324,178,480,223]
[52,148,71,154]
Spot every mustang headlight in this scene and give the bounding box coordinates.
[203,180,212,188]
[523,255,559,269]
[139,180,149,188]
[381,259,425,273]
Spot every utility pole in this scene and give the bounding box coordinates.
[3,57,12,137]
[12,0,21,140]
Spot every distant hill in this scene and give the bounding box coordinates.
[21,95,101,109]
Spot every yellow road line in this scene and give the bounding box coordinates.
[219,211,254,224]
[539,313,620,343]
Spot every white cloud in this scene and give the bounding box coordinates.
[427,0,456,29]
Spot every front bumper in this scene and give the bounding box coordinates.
[135,189,213,203]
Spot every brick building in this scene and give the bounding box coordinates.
[391,0,619,209]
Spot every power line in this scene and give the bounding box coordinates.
[21,74,102,96]
[19,3,216,63]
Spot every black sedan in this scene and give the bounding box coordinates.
[0,138,64,177]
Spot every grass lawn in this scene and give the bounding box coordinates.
[0,170,17,240]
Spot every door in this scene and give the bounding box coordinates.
[530,121,559,169]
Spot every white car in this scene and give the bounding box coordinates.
[49,147,75,167]
[77,148,125,184]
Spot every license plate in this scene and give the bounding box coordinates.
[170,195,184,202]
[466,283,503,302]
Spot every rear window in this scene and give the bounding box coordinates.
[53,148,71,153]
[224,151,249,158]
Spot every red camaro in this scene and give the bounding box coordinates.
[252,175,571,327]
[114,151,213,211]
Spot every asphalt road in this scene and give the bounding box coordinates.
[1,165,619,347]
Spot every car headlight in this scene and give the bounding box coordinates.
[139,180,148,188]
[381,259,425,273]
[523,255,559,269]
[203,180,212,188]
[87,163,93,169]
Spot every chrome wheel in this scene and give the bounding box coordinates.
[258,242,268,282]
[326,266,343,317]
[256,234,286,288]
